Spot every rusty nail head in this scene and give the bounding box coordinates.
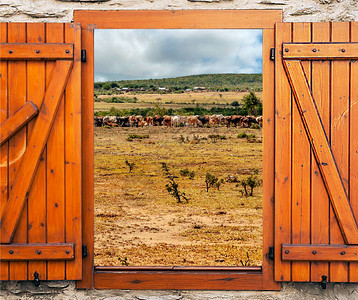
[285,250,289,254]
[65,50,70,54]
[9,250,14,254]
[312,48,317,53]
[285,48,289,52]
[35,50,40,53]
[36,250,41,255]
[341,251,346,255]
[312,250,317,255]
[65,250,70,254]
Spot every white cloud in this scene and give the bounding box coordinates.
[94,29,262,82]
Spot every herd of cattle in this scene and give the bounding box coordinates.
[94,115,263,128]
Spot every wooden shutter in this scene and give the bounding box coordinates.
[0,23,82,281]
[275,22,358,283]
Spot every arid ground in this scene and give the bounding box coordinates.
[94,124,263,267]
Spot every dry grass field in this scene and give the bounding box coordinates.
[94,125,263,267]
[95,91,263,112]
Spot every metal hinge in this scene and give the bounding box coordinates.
[267,246,274,260]
[82,244,88,258]
[81,49,87,62]
[270,48,275,61]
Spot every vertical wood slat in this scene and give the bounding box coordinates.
[349,22,358,282]
[64,23,82,280]
[8,22,27,281]
[76,24,94,289]
[291,22,311,282]
[262,28,280,290]
[330,22,350,282]
[26,23,47,281]
[46,23,66,280]
[275,22,292,282]
[0,22,9,281]
[310,22,331,282]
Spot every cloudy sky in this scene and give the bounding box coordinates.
[94,29,262,82]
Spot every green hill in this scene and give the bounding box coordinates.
[95,73,262,92]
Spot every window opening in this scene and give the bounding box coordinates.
[94,29,263,267]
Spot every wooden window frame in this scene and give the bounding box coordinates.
[74,9,282,290]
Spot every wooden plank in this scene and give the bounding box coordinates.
[94,271,263,290]
[350,22,358,282]
[275,22,292,282]
[282,42,358,60]
[74,10,283,30]
[64,23,82,281]
[26,22,47,282]
[0,43,73,60]
[291,22,311,282]
[310,22,330,282]
[283,60,358,245]
[282,244,358,261]
[0,60,73,244]
[1,243,74,261]
[76,24,94,289]
[46,23,66,281]
[0,22,9,281]
[0,102,38,146]
[262,28,280,290]
[330,22,350,282]
[7,22,27,281]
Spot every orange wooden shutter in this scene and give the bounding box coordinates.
[275,22,358,283]
[0,23,82,281]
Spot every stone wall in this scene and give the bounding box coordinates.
[0,0,357,22]
[1,0,358,299]
[2,281,358,299]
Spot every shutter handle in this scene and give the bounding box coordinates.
[321,275,328,289]
[33,271,40,287]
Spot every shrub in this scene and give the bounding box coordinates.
[240,175,261,196]
[161,163,189,203]
[125,160,135,173]
[205,173,224,192]
[180,169,195,180]
[208,134,226,143]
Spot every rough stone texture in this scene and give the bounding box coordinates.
[3,281,358,299]
[1,0,358,298]
[0,0,357,22]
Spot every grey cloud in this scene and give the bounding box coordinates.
[94,29,262,82]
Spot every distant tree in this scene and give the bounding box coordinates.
[111,82,119,88]
[102,83,111,90]
[161,163,189,203]
[205,173,224,192]
[125,160,135,173]
[242,91,262,116]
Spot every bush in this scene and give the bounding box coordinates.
[161,163,189,203]
[180,169,195,180]
[205,173,224,192]
[125,160,135,173]
[240,175,261,196]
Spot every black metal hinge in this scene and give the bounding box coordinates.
[81,49,87,62]
[270,48,275,61]
[268,246,274,260]
[82,244,88,258]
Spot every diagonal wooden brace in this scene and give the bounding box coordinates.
[0,101,39,146]
[283,60,358,245]
[0,60,73,243]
